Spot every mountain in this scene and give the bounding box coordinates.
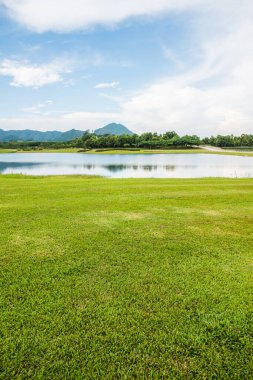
[94,123,134,136]
[57,129,84,142]
[0,123,134,142]
[0,129,84,142]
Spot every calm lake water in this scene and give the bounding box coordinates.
[0,153,253,178]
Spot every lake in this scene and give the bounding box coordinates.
[0,153,253,178]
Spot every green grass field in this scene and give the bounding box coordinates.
[0,176,252,379]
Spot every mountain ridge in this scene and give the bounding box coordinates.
[94,123,134,136]
[0,128,84,142]
[0,123,134,142]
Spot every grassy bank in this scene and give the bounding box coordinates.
[85,148,253,156]
[85,148,206,155]
[18,148,81,153]
[0,149,17,153]
[1,147,253,156]
[0,176,253,379]
[0,148,205,154]
[212,151,253,157]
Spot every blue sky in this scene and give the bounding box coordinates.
[0,1,252,136]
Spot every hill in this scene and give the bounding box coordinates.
[0,123,134,142]
[0,129,84,142]
[94,123,134,136]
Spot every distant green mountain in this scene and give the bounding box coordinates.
[58,129,84,142]
[0,123,134,142]
[0,128,84,142]
[94,123,134,136]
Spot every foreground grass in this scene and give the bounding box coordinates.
[0,176,253,379]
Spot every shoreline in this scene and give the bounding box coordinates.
[0,148,253,157]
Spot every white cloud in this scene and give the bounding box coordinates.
[120,81,253,137]
[95,81,119,89]
[162,45,184,70]
[99,93,123,103]
[0,112,120,132]
[1,1,253,136]
[115,1,253,136]
[0,0,211,32]
[0,59,71,88]
[21,100,53,115]
[64,111,118,120]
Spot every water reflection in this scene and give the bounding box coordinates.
[0,153,252,178]
[101,164,182,172]
[0,162,45,171]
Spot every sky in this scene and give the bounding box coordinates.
[0,0,252,136]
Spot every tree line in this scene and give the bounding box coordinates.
[203,134,253,147]
[77,131,201,149]
[0,131,253,150]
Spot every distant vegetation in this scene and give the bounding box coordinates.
[76,130,202,150]
[0,123,134,143]
[0,131,201,151]
[203,134,253,147]
[0,128,84,142]
[1,124,253,151]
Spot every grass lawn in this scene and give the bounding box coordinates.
[0,149,17,153]
[0,176,252,379]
